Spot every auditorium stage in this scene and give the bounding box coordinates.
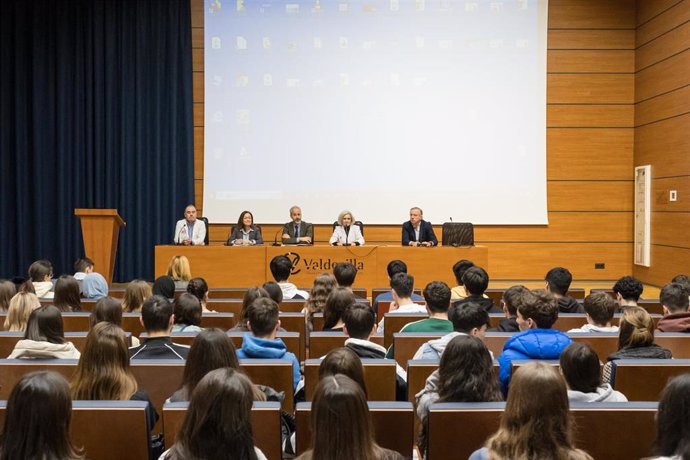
[154,245,488,292]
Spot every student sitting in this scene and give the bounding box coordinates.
[385,281,453,359]
[128,295,190,360]
[603,306,672,383]
[376,272,426,334]
[497,289,572,395]
[493,285,530,332]
[296,374,404,460]
[560,342,627,403]
[3,291,40,332]
[322,287,356,332]
[372,260,424,314]
[303,273,337,333]
[568,291,619,333]
[545,267,584,313]
[27,259,54,299]
[656,282,690,332]
[232,286,271,332]
[8,305,80,359]
[236,298,301,391]
[449,259,475,300]
[469,362,593,460]
[413,302,489,360]
[162,368,268,460]
[80,272,109,300]
[649,374,690,460]
[0,371,83,459]
[169,328,268,403]
[71,322,159,431]
[262,281,284,304]
[612,275,643,309]
[121,279,152,313]
[342,303,407,400]
[270,255,309,300]
[453,266,501,313]
[171,293,203,333]
[53,275,82,312]
[416,335,502,456]
[152,275,176,301]
[186,277,215,312]
[318,347,368,396]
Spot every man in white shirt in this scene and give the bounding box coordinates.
[376,272,426,333]
[173,204,206,246]
[568,292,619,333]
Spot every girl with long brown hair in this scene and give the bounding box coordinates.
[470,362,592,460]
[70,322,158,429]
[296,374,403,460]
[121,279,152,313]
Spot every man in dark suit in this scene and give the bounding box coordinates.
[281,205,314,244]
[402,207,438,247]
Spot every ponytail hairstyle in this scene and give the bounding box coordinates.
[617,306,654,350]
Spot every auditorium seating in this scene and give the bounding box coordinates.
[371,288,422,301]
[0,331,133,357]
[303,358,397,401]
[406,359,439,402]
[163,401,282,458]
[0,400,152,460]
[377,300,427,322]
[610,359,690,401]
[295,401,414,457]
[383,313,427,347]
[426,402,657,459]
[484,288,585,305]
[308,332,384,359]
[205,299,306,313]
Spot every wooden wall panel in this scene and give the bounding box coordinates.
[636,50,690,102]
[488,243,632,280]
[652,177,690,212]
[636,20,690,71]
[635,114,690,177]
[547,129,633,180]
[651,213,690,248]
[634,245,690,286]
[635,84,690,127]
[547,74,634,103]
[637,0,683,26]
[192,49,203,72]
[548,30,634,49]
[191,0,635,281]
[636,0,690,46]
[548,0,635,29]
[548,181,633,211]
[634,0,690,285]
[548,50,634,73]
[548,105,633,127]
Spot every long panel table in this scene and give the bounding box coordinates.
[155,245,488,292]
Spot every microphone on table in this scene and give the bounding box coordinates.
[272,229,281,246]
[176,225,186,245]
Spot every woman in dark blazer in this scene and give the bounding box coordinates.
[227,210,263,245]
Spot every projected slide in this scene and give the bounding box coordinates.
[204,0,548,224]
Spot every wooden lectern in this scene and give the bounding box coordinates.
[74,209,126,285]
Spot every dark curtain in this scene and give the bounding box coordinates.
[0,0,194,281]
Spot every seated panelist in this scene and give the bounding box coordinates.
[226,210,263,246]
[402,206,437,247]
[173,204,206,246]
[281,205,313,245]
[329,210,364,246]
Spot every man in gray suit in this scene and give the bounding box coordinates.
[281,206,313,245]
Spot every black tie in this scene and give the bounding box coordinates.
[295,225,299,238]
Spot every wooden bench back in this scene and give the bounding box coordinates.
[303,358,397,401]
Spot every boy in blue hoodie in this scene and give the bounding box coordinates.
[236,297,301,390]
[498,289,572,395]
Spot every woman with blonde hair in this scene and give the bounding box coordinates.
[121,279,152,313]
[469,362,593,460]
[303,273,337,331]
[296,374,403,460]
[0,280,17,312]
[3,292,41,331]
[166,255,192,289]
[329,210,364,246]
[603,306,672,383]
[70,322,158,429]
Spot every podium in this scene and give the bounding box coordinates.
[74,209,126,285]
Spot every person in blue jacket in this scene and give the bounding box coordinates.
[236,297,301,390]
[497,289,572,395]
